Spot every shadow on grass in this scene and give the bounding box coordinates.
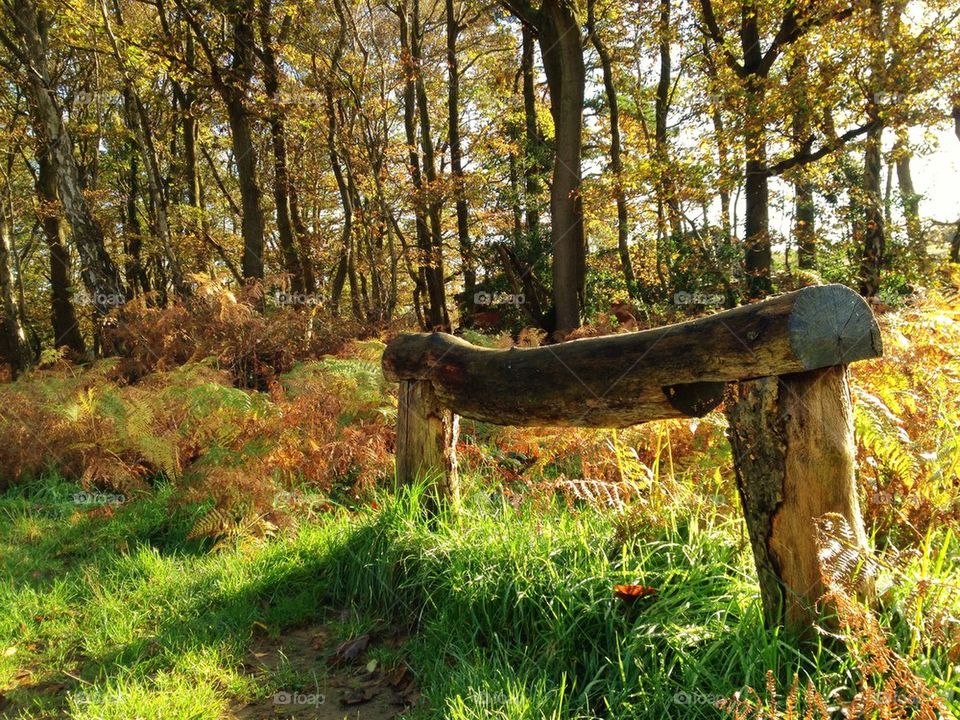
[1,484,807,719]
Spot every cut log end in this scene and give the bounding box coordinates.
[788,284,883,370]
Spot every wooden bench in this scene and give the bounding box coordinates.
[381,284,882,633]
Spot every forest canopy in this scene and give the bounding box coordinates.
[0,0,958,369]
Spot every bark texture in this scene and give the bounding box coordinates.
[384,284,882,427]
[395,379,460,510]
[726,366,872,631]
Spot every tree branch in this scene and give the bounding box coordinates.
[765,119,879,177]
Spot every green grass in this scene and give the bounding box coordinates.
[0,477,957,719]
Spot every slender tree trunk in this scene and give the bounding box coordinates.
[11,0,125,315]
[858,124,885,296]
[587,0,636,299]
[211,0,266,282]
[446,0,474,325]
[953,105,960,263]
[122,142,149,297]
[399,1,446,329]
[0,198,30,374]
[740,6,772,298]
[412,0,450,330]
[654,0,682,246]
[258,0,305,293]
[520,25,543,245]
[535,0,586,333]
[894,130,923,263]
[790,58,816,270]
[227,97,265,281]
[35,151,85,353]
[325,86,360,320]
[858,0,886,297]
[743,85,771,297]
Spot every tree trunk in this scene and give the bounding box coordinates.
[587,0,636,299]
[520,25,544,246]
[535,0,586,333]
[222,0,266,281]
[790,58,816,270]
[399,0,446,330]
[894,130,923,263]
[412,0,450,330]
[654,0,682,247]
[743,101,771,299]
[122,143,149,298]
[12,0,125,316]
[258,0,305,294]
[35,151,85,353]
[725,366,872,632]
[446,0,474,325]
[858,124,885,297]
[0,198,31,374]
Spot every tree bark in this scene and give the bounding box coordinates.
[412,0,450,330]
[587,0,636,299]
[176,0,266,281]
[790,58,816,270]
[520,25,544,246]
[740,5,772,298]
[725,366,872,632]
[399,0,447,330]
[858,124,885,297]
[384,284,882,428]
[654,0,682,248]
[534,0,586,333]
[10,0,125,315]
[34,151,85,353]
[257,0,305,293]
[445,0,474,325]
[395,379,460,511]
[894,130,923,263]
[0,197,31,374]
[122,139,149,298]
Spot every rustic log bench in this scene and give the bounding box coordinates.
[381,284,883,633]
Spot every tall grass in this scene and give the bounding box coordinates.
[3,479,955,719]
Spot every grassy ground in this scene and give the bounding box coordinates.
[1,476,957,719]
[2,291,960,718]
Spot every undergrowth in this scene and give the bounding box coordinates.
[0,484,956,719]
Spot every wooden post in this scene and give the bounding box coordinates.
[395,379,460,511]
[726,365,872,633]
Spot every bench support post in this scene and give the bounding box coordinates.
[395,379,460,511]
[726,365,872,634]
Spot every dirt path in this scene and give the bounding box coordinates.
[231,624,419,720]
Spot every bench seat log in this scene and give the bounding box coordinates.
[383,285,881,428]
[383,284,883,636]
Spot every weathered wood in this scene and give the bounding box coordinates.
[395,379,460,509]
[383,285,881,428]
[726,366,872,633]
